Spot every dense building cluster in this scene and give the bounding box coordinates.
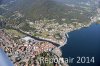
[0,30,61,66]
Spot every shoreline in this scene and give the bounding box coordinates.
[59,15,98,57]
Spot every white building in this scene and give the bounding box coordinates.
[21,36,35,44]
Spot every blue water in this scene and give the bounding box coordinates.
[61,24,100,66]
[0,49,14,66]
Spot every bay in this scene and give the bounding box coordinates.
[61,24,100,66]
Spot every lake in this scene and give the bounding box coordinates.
[61,24,100,66]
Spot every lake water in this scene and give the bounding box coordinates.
[61,24,100,66]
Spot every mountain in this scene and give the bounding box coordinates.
[0,0,97,23]
[2,0,70,20]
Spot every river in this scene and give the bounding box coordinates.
[61,23,100,66]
